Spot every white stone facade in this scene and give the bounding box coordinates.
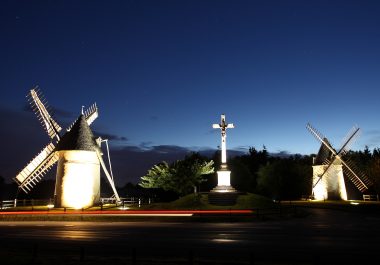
[312,163,347,200]
[55,150,100,208]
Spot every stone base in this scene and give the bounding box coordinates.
[209,185,241,205]
[208,190,240,206]
[210,185,237,193]
[217,170,231,186]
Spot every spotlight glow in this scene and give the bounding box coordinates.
[312,164,347,200]
[57,151,100,209]
[217,170,231,186]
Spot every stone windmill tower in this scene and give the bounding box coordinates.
[306,123,373,200]
[14,88,121,208]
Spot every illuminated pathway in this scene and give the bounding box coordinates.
[0,208,379,264]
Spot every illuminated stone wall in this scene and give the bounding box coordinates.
[312,164,347,200]
[217,170,231,186]
[55,150,100,208]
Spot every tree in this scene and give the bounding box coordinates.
[0,176,4,200]
[139,153,214,196]
[229,157,254,192]
[256,156,312,200]
[365,157,380,193]
[139,162,174,191]
[229,146,269,192]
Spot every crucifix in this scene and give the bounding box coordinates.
[213,114,234,167]
[212,114,235,189]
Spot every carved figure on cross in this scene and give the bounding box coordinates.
[213,114,234,166]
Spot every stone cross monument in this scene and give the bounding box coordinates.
[212,114,236,192]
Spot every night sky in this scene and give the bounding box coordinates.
[1,0,380,185]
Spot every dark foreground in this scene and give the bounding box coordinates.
[0,207,379,265]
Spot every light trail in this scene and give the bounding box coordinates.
[0,209,253,216]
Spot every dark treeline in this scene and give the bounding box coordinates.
[0,178,56,201]
[200,146,380,200]
[199,147,313,200]
[344,146,380,195]
[1,146,380,201]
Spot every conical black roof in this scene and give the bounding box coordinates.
[314,138,334,165]
[55,115,98,151]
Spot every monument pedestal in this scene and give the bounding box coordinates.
[211,164,236,192]
[211,185,237,193]
[211,169,237,193]
[209,114,239,205]
[209,164,238,205]
[208,188,240,205]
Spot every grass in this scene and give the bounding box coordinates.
[0,193,281,212]
[0,193,312,222]
[137,193,275,210]
[283,199,380,213]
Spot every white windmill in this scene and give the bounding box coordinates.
[14,87,121,208]
[306,123,373,200]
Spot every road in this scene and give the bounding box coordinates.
[0,208,379,264]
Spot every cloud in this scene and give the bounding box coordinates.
[0,106,251,189]
[139,141,154,149]
[106,144,193,185]
[51,107,75,119]
[93,130,128,142]
[104,144,245,186]
[149,145,189,154]
[270,150,292,158]
[0,106,51,183]
[234,145,250,152]
[361,130,380,149]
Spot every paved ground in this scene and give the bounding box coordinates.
[0,207,379,264]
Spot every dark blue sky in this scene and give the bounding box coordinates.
[1,0,380,184]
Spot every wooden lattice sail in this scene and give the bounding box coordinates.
[307,123,373,200]
[14,87,121,208]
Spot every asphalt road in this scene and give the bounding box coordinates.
[1,208,379,264]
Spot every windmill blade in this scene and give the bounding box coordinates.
[312,158,336,189]
[95,149,121,203]
[28,88,62,141]
[306,123,337,155]
[340,157,373,193]
[14,143,59,193]
[83,103,98,126]
[337,126,361,156]
[66,103,98,132]
[322,158,332,166]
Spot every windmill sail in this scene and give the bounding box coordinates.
[14,143,58,193]
[15,87,121,208]
[340,158,372,192]
[66,103,98,132]
[338,125,360,156]
[84,103,98,125]
[28,88,62,140]
[313,158,335,189]
[307,122,373,197]
[306,123,336,155]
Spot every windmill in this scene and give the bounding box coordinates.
[14,87,121,208]
[306,123,373,200]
